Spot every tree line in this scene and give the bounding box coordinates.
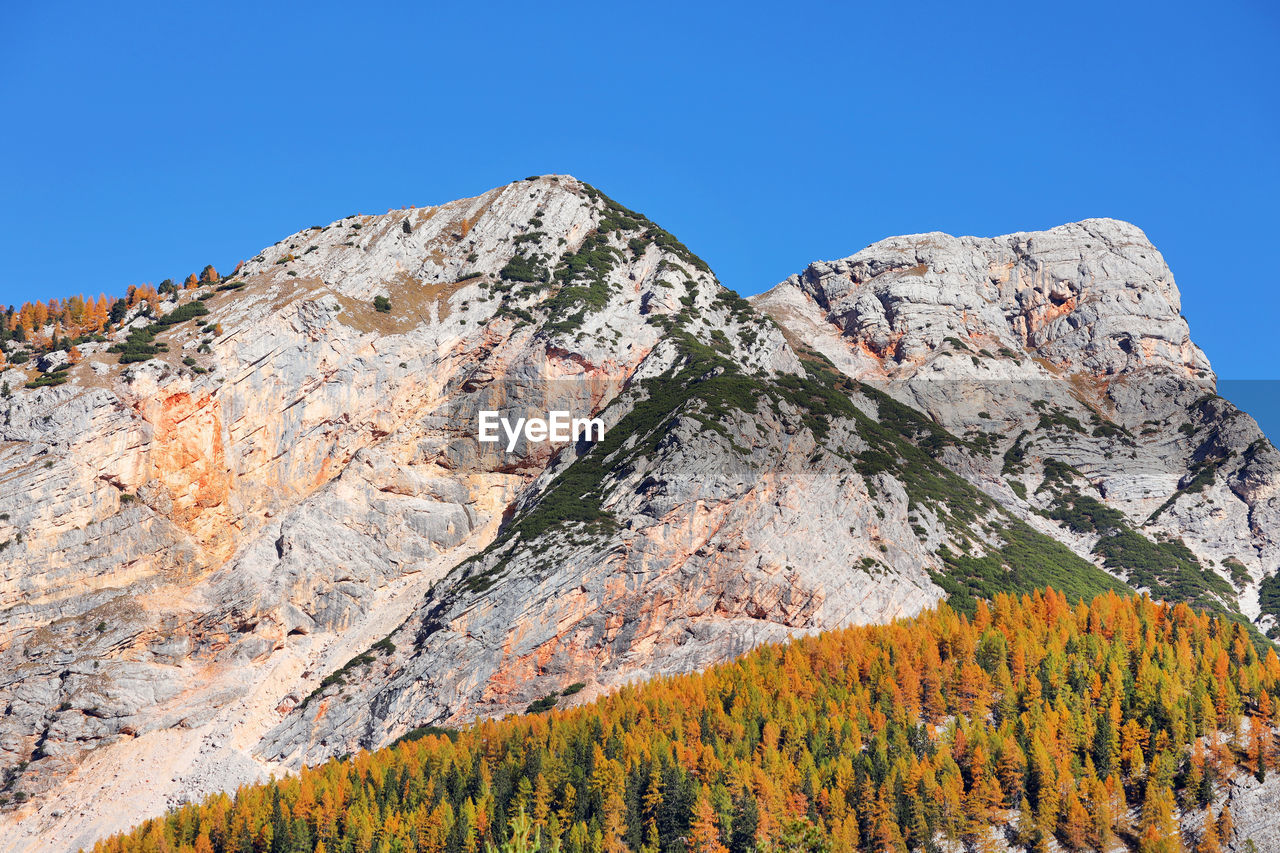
[88,589,1278,853]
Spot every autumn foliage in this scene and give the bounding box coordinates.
[5,294,113,339]
[89,590,1279,853]
[0,264,224,367]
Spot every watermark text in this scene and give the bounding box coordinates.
[478,410,605,452]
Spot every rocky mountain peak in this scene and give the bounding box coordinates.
[0,176,803,850]
[756,217,1211,383]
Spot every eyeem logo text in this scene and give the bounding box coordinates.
[478,411,605,452]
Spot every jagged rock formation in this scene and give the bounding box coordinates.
[0,179,1277,851]
[753,220,1280,625]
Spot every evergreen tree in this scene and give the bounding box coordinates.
[690,789,727,853]
[88,591,1280,853]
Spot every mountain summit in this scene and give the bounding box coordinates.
[1,177,1277,851]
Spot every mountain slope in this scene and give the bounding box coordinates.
[0,180,1276,851]
[89,590,1280,853]
[753,220,1280,625]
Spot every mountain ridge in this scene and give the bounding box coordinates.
[0,176,1277,851]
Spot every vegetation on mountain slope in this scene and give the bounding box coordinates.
[494,181,712,336]
[0,272,222,371]
[436,328,863,603]
[443,313,1130,620]
[931,520,1130,614]
[1042,475,1242,622]
[90,590,1279,853]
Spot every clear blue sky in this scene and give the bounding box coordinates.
[2,2,1278,424]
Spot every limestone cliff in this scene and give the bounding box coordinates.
[753,220,1280,625]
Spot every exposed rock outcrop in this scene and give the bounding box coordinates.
[755,220,1280,624]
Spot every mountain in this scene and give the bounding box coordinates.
[0,177,1277,851]
[753,220,1280,623]
[84,590,1280,853]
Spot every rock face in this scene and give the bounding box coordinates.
[760,220,1210,377]
[0,181,1277,851]
[755,220,1280,623]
